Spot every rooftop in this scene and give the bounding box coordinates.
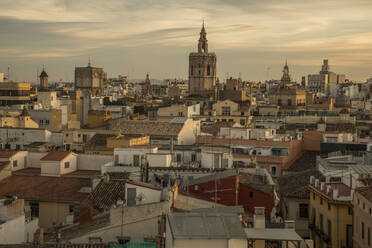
[355,186,372,202]
[167,212,246,239]
[245,228,303,241]
[0,175,91,203]
[40,151,73,161]
[0,150,19,159]
[109,119,184,136]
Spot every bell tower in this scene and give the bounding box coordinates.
[188,21,216,97]
[39,67,48,90]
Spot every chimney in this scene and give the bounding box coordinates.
[325,176,330,183]
[315,179,319,188]
[326,185,332,194]
[104,173,110,183]
[285,220,295,229]
[310,176,315,185]
[253,207,265,228]
[332,188,339,199]
[39,228,44,244]
[320,182,325,191]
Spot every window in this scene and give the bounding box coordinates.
[191,65,193,76]
[270,165,277,176]
[368,227,371,246]
[319,214,324,232]
[222,107,231,116]
[191,154,196,162]
[176,154,181,162]
[65,133,69,137]
[69,205,74,214]
[45,120,50,125]
[362,222,365,240]
[249,192,253,198]
[287,99,292,106]
[328,220,332,239]
[78,134,81,138]
[278,99,282,106]
[313,192,315,200]
[241,112,244,116]
[64,162,70,169]
[348,207,353,215]
[320,198,323,205]
[178,112,183,117]
[299,203,308,218]
[39,120,43,124]
[207,65,211,76]
[328,203,331,210]
[363,203,365,209]
[312,208,316,224]
[15,144,20,150]
[30,202,39,217]
[369,208,371,215]
[240,119,245,126]
[13,160,17,168]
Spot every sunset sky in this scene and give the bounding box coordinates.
[1,0,372,83]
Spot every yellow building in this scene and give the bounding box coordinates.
[308,177,353,248]
[84,133,150,155]
[0,108,38,128]
[0,82,32,106]
[211,99,251,126]
[63,129,120,152]
[269,61,306,109]
[86,110,111,129]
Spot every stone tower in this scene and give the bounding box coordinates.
[188,21,216,97]
[280,60,291,88]
[40,68,48,90]
[143,73,152,96]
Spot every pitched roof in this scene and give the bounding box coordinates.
[110,120,184,136]
[278,169,324,199]
[167,212,246,239]
[0,151,19,159]
[88,179,126,210]
[356,186,372,202]
[284,151,318,172]
[40,151,73,161]
[0,175,90,202]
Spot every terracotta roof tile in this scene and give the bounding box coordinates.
[356,186,372,202]
[0,150,19,159]
[0,175,91,202]
[40,151,73,161]
[109,120,184,136]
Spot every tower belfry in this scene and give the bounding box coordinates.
[198,20,208,53]
[39,66,49,90]
[188,21,216,97]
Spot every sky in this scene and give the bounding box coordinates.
[1,0,372,83]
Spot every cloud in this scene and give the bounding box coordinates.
[0,0,372,81]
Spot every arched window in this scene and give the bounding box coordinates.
[207,65,211,76]
[191,65,193,76]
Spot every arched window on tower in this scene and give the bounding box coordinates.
[191,65,193,76]
[207,65,211,76]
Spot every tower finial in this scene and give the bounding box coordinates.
[285,58,287,67]
[88,56,91,67]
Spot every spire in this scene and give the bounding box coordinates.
[88,57,91,67]
[280,60,291,87]
[198,20,208,53]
